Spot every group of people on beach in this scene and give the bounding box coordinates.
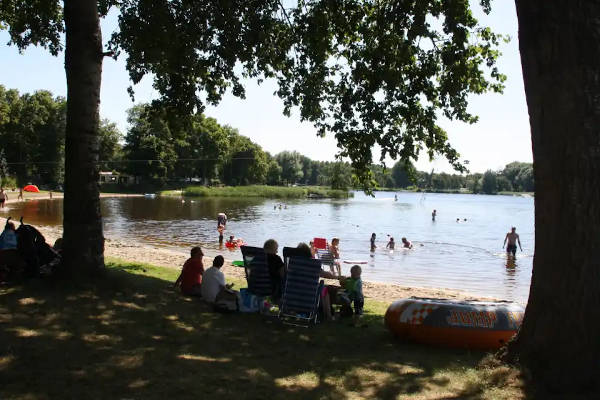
[175,236,364,322]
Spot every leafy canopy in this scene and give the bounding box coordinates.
[1,0,505,189]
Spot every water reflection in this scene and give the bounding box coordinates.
[1,192,535,303]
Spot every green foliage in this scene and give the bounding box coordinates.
[481,170,498,194]
[123,105,177,186]
[275,151,304,185]
[391,161,415,189]
[104,1,506,190]
[98,119,123,170]
[327,162,353,190]
[0,0,64,55]
[181,185,351,199]
[0,85,70,186]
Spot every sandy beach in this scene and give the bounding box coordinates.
[0,200,498,303]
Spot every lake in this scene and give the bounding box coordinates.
[4,191,534,303]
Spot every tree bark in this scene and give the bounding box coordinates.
[63,0,105,273]
[505,1,600,395]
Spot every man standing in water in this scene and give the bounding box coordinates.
[217,212,227,228]
[432,209,437,221]
[503,227,522,256]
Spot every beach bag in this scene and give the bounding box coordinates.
[213,288,239,313]
[239,288,261,313]
[0,229,17,250]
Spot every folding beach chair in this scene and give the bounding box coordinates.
[313,237,327,250]
[316,248,336,273]
[240,246,272,297]
[279,257,323,327]
[282,246,308,270]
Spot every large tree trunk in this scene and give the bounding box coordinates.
[505,1,600,395]
[63,0,105,273]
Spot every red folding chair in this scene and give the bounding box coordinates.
[313,237,327,250]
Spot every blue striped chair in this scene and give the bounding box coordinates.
[316,248,336,273]
[279,257,323,327]
[240,246,272,297]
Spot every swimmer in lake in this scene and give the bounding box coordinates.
[386,237,395,250]
[370,233,377,252]
[401,237,413,249]
[503,227,522,256]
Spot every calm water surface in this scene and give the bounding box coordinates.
[4,192,534,303]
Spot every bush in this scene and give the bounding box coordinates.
[1,176,17,189]
[181,185,352,199]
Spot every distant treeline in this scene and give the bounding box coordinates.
[0,86,533,193]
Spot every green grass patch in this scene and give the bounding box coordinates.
[0,259,525,399]
[176,185,352,199]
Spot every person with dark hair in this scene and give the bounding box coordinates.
[201,255,233,303]
[370,233,377,252]
[174,246,204,296]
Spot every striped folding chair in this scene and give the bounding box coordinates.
[282,246,308,270]
[240,246,272,297]
[279,257,323,327]
[316,248,336,274]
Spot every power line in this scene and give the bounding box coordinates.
[3,156,258,166]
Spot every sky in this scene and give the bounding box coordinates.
[0,0,531,174]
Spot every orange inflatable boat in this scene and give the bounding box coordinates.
[385,297,524,350]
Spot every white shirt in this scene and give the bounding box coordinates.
[201,266,226,303]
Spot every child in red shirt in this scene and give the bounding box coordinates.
[174,246,204,296]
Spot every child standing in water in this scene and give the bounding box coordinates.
[370,233,377,252]
[386,237,395,250]
[330,237,341,276]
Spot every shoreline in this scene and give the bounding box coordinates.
[2,192,143,204]
[0,217,504,304]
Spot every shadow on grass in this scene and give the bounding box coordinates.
[0,263,527,400]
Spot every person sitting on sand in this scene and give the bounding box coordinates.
[370,233,377,252]
[401,237,413,249]
[264,239,285,302]
[338,265,364,322]
[201,255,234,303]
[386,237,395,250]
[174,246,204,296]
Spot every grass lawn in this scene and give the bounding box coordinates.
[0,259,526,399]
